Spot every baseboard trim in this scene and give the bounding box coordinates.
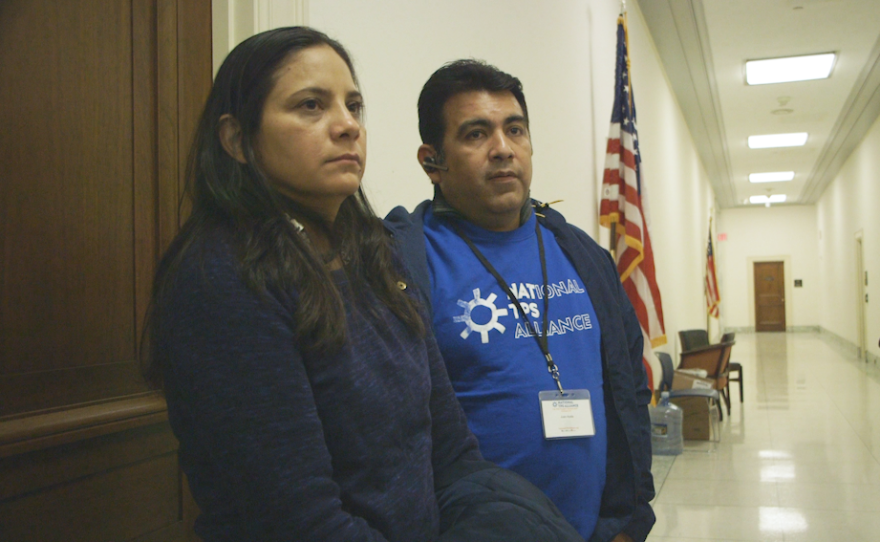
[724,326,754,333]
[723,326,820,334]
[789,326,820,333]
[819,327,860,357]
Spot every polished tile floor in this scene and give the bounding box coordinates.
[647,331,880,542]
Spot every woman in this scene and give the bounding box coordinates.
[143,27,582,542]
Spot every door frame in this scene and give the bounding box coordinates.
[856,231,867,360]
[747,255,793,331]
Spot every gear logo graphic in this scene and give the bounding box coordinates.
[453,288,508,343]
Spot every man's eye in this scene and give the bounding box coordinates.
[509,126,524,135]
[466,130,484,140]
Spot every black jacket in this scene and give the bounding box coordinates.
[437,458,585,542]
[385,200,656,542]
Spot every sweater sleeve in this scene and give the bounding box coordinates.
[423,325,484,479]
[160,248,390,542]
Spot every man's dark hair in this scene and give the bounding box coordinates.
[417,59,528,155]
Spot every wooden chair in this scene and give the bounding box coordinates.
[678,329,709,351]
[678,340,735,415]
[720,332,744,404]
[656,351,723,421]
[680,329,744,407]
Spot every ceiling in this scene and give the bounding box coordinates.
[639,0,880,208]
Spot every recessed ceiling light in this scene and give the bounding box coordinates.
[749,194,788,204]
[749,171,795,183]
[748,132,808,148]
[746,53,835,85]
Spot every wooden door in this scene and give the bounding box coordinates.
[0,1,211,540]
[754,261,786,332]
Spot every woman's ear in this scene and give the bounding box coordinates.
[218,114,247,164]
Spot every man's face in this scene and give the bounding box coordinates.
[422,90,532,232]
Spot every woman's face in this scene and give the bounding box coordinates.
[254,45,366,221]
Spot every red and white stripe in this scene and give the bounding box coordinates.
[705,226,721,318]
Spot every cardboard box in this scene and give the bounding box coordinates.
[672,370,715,391]
[669,396,713,440]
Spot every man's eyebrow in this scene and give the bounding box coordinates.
[455,115,529,138]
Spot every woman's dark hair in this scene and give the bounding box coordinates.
[142,26,423,388]
[418,59,529,156]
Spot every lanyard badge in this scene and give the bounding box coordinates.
[539,390,595,439]
[453,217,595,440]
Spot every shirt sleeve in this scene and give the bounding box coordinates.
[159,248,390,542]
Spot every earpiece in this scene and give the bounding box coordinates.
[421,156,449,171]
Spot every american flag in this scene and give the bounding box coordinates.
[599,13,666,391]
[705,221,721,318]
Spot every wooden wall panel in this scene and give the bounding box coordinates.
[0,425,180,541]
[0,0,212,539]
[0,0,147,416]
[0,0,135,375]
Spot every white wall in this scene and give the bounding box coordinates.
[215,0,719,363]
[310,0,598,232]
[620,4,718,354]
[817,113,880,359]
[717,205,820,330]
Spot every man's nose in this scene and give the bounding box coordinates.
[489,130,514,160]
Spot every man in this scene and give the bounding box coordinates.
[385,60,655,542]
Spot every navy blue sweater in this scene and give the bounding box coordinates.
[156,230,585,542]
[158,231,482,541]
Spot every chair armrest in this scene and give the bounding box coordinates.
[679,344,725,375]
[669,389,720,401]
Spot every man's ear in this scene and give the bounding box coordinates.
[218,114,247,164]
[417,144,442,185]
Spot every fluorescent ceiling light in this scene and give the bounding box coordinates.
[748,132,808,148]
[746,53,835,85]
[749,195,787,204]
[749,171,795,183]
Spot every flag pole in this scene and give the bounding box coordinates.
[706,217,713,338]
[609,222,616,260]
[609,0,625,261]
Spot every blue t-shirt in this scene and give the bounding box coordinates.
[424,207,607,539]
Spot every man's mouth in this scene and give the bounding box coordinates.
[488,170,518,180]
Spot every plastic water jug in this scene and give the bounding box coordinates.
[649,392,683,455]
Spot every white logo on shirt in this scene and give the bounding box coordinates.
[453,289,509,343]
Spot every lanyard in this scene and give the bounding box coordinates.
[452,219,564,393]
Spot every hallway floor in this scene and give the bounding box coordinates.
[647,331,880,542]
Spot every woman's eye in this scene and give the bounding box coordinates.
[347,101,364,118]
[300,99,321,111]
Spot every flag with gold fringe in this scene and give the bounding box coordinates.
[705,220,721,318]
[599,11,666,391]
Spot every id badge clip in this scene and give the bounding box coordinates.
[539,390,595,440]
